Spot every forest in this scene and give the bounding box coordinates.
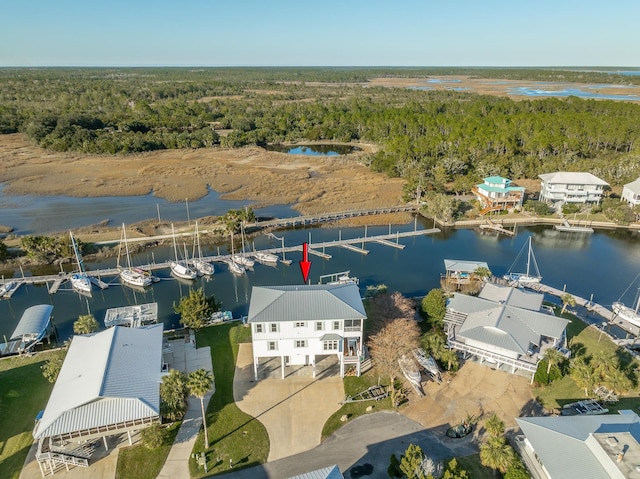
[1,67,639,197]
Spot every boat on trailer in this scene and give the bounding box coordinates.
[398,354,424,396]
[412,348,442,382]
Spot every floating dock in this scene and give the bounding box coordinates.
[104,303,158,328]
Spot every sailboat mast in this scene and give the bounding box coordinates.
[70,232,85,273]
[526,237,531,277]
[122,224,133,269]
[171,224,179,261]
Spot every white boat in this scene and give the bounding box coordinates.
[232,254,255,268]
[0,280,18,298]
[170,224,197,280]
[227,260,246,275]
[117,223,152,288]
[69,232,92,294]
[612,280,640,328]
[503,236,542,284]
[398,354,424,396]
[233,222,255,267]
[412,348,442,382]
[319,271,359,285]
[191,221,214,276]
[254,251,279,264]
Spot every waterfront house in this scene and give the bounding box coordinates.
[538,172,609,205]
[443,283,569,381]
[472,176,525,214]
[247,283,366,380]
[441,259,490,291]
[33,324,163,473]
[515,412,640,479]
[621,177,640,206]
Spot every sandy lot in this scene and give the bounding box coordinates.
[0,134,405,216]
[401,361,542,432]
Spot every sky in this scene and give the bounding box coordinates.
[1,0,639,67]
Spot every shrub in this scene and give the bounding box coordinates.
[141,423,166,449]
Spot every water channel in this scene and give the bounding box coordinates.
[1,219,640,344]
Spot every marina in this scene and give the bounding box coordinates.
[1,222,640,345]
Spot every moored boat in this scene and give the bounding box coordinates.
[612,301,640,328]
[254,251,279,264]
[69,232,92,294]
[227,260,246,275]
[170,224,196,280]
[503,236,542,284]
[0,280,18,298]
[117,224,153,288]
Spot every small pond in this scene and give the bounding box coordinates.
[263,144,361,156]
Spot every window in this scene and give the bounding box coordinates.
[323,340,338,351]
[333,321,340,330]
[294,321,305,328]
[270,323,278,333]
[268,341,277,351]
[295,340,307,348]
[344,319,361,331]
[255,324,263,333]
[315,321,323,331]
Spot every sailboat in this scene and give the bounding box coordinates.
[227,231,246,275]
[191,221,214,276]
[503,236,542,284]
[69,232,92,294]
[398,354,424,396]
[232,222,255,268]
[412,348,442,382]
[117,223,152,288]
[612,280,640,328]
[170,224,197,280]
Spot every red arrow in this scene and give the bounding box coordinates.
[299,242,312,283]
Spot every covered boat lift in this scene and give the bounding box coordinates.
[9,304,55,354]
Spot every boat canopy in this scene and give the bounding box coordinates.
[10,305,54,342]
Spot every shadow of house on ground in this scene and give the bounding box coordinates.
[221,411,480,479]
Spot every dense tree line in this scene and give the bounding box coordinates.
[1,68,639,190]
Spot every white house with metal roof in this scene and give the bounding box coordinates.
[247,283,366,380]
[444,283,569,381]
[538,172,609,205]
[515,412,640,479]
[621,177,640,206]
[33,324,163,474]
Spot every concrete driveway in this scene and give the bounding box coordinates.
[233,344,345,461]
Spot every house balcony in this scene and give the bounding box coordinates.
[472,187,523,210]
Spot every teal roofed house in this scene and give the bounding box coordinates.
[473,176,525,215]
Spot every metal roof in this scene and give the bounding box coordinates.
[449,293,568,355]
[517,414,640,479]
[624,177,640,194]
[539,171,609,186]
[478,283,543,311]
[289,465,344,479]
[320,333,343,341]
[34,324,163,439]
[443,259,489,273]
[10,304,54,341]
[247,284,366,323]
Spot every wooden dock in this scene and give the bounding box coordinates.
[479,219,515,236]
[1,226,441,295]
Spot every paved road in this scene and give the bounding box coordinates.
[219,410,478,479]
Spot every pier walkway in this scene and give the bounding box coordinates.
[2,226,440,295]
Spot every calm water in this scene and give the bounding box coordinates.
[507,86,640,102]
[2,221,640,343]
[262,144,361,156]
[0,184,298,235]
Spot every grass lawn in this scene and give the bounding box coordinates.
[0,352,56,479]
[456,454,494,479]
[189,323,269,477]
[534,309,640,411]
[115,421,181,479]
[322,374,394,440]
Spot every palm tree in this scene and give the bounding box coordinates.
[484,413,505,437]
[422,331,446,360]
[479,436,515,476]
[592,349,618,381]
[73,314,99,335]
[544,348,565,375]
[473,266,492,281]
[188,368,214,449]
[560,292,576,314]
[605,368,633,396]
[439,348,459,371]
[569,357,597,396]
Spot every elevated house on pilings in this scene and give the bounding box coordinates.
[441,259,489,292]
[472,175,525,215]
[32,324,164,476]
[443,283,569,382]
[247,283,367,380]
